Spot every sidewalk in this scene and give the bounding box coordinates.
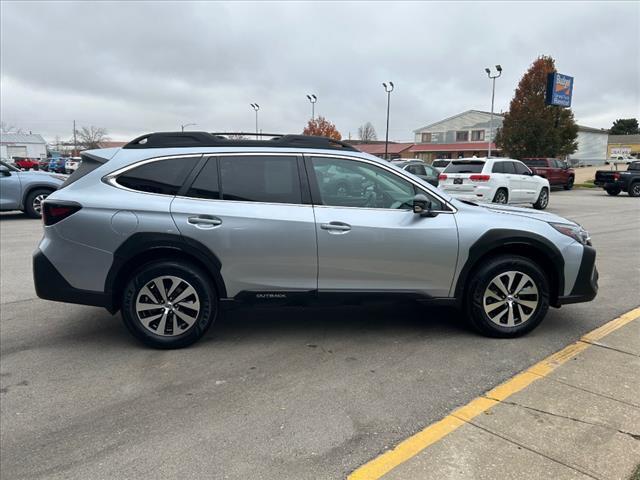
[350,310,640,480]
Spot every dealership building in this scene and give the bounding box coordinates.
[0,133,47,160]
[607,134,640,159]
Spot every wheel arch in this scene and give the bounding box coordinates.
[21,184,56,209]
[454,229,564,307]
[105,233,227,312]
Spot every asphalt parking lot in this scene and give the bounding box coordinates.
[1,189,639,480]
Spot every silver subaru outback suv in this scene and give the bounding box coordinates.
[33,132,597,348]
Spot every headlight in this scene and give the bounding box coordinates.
[550,223,591,245]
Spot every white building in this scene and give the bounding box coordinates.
[567,126,609,165]
[0,133,47,160]
[411,110,504,161]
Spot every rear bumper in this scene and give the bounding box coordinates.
[33,249,115,312]
[557,245,598,305]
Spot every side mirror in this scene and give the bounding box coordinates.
[0,166,11,177]
[413,194,438,217]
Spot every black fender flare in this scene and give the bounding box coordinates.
[454,229,565,303]
[105,233,228,308]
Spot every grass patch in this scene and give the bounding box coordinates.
[631,463,640,480]
[574,179,597,189]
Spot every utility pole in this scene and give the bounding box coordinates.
[383,82,394,160]
[73,120,77,156]
[485,65,502,158]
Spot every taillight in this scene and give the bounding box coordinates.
[439,174,448,180]
[43,202,81,226]
[469,174,491,182]
[613,173,620,180]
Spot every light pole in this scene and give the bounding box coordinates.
[181,123,197,132]
[306,94,317,120]
[250,103,260,139]
[485,65,502,158]
[383,82,394,160]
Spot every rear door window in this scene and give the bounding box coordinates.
[186,157,220,200]
[219,155,302,204]
[444,161,485,173]
[492,162,505,173]
[116,157,200,195]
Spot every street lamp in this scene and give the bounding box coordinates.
[383,82,394,160]
[485,65,502,158]
[250,103,260,139]
[306,94,317,120]
[181,123,197,132]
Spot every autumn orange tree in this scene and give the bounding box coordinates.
[496,56,578,158]
[302,116,342,140]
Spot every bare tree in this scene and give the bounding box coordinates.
[0,122,24,134]
[75,126,109,149]
[358,122,377,142]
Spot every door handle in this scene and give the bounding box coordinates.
[188,215,222,227]
[321,222,351,232]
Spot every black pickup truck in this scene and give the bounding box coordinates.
[594,161,640,197]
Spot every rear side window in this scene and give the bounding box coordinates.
[117,157,200,195]
[444,161,485,173]
[432,160,450,168]
[522,159,546,167]
[186,158,220,200]
[492,162,505,173]
[219,155,301,204]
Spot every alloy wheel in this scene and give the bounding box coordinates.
[538,189,549,208]
[483,271,539,327]
[135,276,201,336]
[494,190,507,204]
[632,183,640,196]
[32,194,48,215]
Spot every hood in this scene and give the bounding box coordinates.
[479,203,577,226]
[20,170,67,183]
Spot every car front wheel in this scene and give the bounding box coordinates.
[24,189,52,218]
[533,188,549,210]
[121,261,217,348]
[466,255,550,338]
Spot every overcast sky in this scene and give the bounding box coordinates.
[1,1,638,143]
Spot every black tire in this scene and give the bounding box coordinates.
[24,188,52,218]
[121,261,217,349]
[628,182,640,198]
[563,176,574,190]
[466,255,550,338]
[533,187,549,210]
[492,188,508,204]
[605,187,621,196]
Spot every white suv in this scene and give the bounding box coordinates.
[439,158,550,210]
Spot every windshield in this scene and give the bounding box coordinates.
[444,161,485,173]
[0,160,20,172]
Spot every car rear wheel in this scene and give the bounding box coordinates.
[121,261,217,348]
[605,187,621,196]
[629,182,640,197]
[564,176,574,190]
[533,188,549,210]
[466,255,549,338]
[24,189,52,218]
[492,188,508,204]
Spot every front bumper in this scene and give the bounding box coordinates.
[557,245,598,305]
[33,249,115,312]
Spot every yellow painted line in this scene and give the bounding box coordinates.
[348,307,640,480]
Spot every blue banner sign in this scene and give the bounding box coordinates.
[546,73,573,107]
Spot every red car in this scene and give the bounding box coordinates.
[521,158,575,190]
[12,157,41,170]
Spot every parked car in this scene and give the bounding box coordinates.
[606,154,636,165]
[392,159,440,187]
[521,158,575,190]
[48,156,67,173]
[432,159,451,172]
[13,157,40,170]
[34,132,597,348]
[65,157,81,173]
[594,161,640,197]
[0,160,66,217]
[439,158,551,209]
